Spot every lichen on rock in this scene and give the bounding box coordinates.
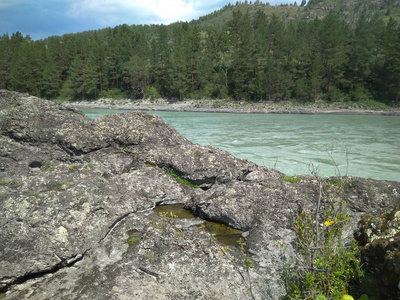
[355,204,400,299]
[0,90,399,299]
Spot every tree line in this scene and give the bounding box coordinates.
[0,3,399,105]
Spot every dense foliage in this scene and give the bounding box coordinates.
[0,0,399,104]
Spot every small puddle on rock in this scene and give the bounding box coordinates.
[125,229,142,246]
[154,204,245,248]
[155,204,198,219]
[201,222,244,247]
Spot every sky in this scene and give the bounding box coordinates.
[0,0,296,40]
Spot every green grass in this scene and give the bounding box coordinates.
[323,178,350,190]
[99,88,130,99]
[0,178,22,188]
[165,169,199,188]
[127,237,137,245]
[51,181,74,191]
[282,176,300,183]
[358,99,390,110]
[40,162,54,172]
[67,164,79,171]
[0,178,11,186]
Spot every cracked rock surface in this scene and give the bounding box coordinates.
[1,90,399,299]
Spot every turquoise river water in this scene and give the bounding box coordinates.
[80,108,400,182]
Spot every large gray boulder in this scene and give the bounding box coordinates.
[0,90,399,299]
[355,204,400,299]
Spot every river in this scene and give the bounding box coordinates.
[80,108,400,182]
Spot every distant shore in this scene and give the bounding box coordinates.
[65,98,400,116]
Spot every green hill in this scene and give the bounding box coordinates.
[192,0,400,27]
[0,0,399,105]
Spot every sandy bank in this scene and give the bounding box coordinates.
[65,98,400,116]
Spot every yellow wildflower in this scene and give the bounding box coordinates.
[324,220,336,226]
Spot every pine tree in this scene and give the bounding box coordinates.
[41,56,62,98]
[169,23,190,99]
[383,18,400,105]
[124,55,150,99]
[0,34,11,90]
[64,52,99,100]
[150,25,171,96]
[318,12,348,98]
[229,10,254,100]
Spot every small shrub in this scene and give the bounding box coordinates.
[286,209,362,299]
[145,85,161,100]
[243,256,254,268]
[323,178,350,190]
[100,88,130,99]
[283,165,363,300]
[212,100,224,108]
[351,86,372,102]
[360,99,389,110]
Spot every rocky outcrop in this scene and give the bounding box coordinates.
[1,90,399,299]
[355,205,400,299]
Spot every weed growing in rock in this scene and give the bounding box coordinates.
[0,178,21,188]
[67,164,78,171]
[159,211,178,222]
[282,163,363,300]
[29,192,42,199]
[0,178,11,186]
[40,162,54,172]
[150,219,158,229]
[282,176,301,183]
[151,211,181,234]
[128,237,137,245]
[87,266,94,276]
[243,256,253,269]
[165,169,199,188]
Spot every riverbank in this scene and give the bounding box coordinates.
[65,98,400,115]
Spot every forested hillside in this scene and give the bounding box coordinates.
[0,0,399,104]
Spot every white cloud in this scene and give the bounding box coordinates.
[61,1,298,27]
[134,0,195,23]
[0,0,297,40]
[67,0,198,25]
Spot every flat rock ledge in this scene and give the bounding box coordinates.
[1,90,399,299]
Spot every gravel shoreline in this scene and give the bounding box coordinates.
[65,98,400,116]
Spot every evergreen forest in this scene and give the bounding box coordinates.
[0,0,399,105]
